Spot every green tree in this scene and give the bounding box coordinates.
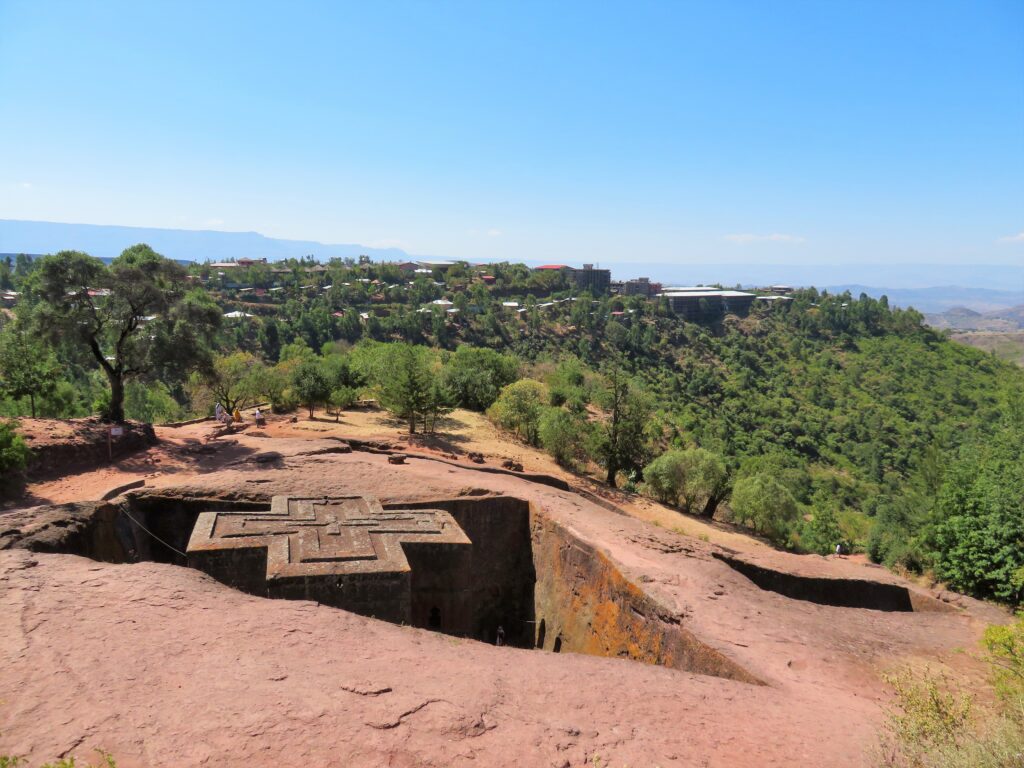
[291,359,332,418]
[441,347,520,411]
[0,255,13,290]
[31,246,220,422]
[730,473,801,546]
[193,352,269,416]
[642,448,729,516]
[13,253,34,283]
[279,338,316,363]
[328,386,359,420]
[801,504,844,555]
[376,343,437,434]
[322,352,365,392]
[593,362,651,487]
[488,379,549,445]
[539,407,590,468]
[931,427,1024,603]
[123,381,186,424]
[547,357,590,412]
[37,380,89,419]
[0,322,60,417]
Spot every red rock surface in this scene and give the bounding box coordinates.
[0,425,1008,767]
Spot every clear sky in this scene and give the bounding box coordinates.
[1,0,1022,267]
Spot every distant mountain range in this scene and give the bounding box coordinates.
[0,219,411,263]
[924,304,1024,332]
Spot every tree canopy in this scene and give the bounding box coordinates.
[0,321,60,418]
[30,245,221,422]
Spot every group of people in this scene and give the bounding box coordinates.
[214,402,265,428]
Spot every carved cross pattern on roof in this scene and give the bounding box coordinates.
[187,496,470,581]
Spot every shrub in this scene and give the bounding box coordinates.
[642,448,729,516]
[730,473,800,546]
[800,504,844,555]
[0,419,30,488]
[982,616,1024,704]
[441,347,519,411]
[291,359,332,418]
[1,751,116,768]
[539,407,589,468]
[488,379,549,445]
[878,666,973,767]
[877,615,1024,768]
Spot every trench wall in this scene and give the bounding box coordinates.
[22,421,157,480]
[713,552,904,611]
[530,510,761,683]
[711,552,954,613]
[0,501,129,561]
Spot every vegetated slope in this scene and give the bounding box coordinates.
[498,292,1016,510]
[487,291,1024,599]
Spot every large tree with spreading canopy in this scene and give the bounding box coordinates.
[32,244,221,422]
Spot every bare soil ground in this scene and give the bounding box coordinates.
[261,407,773,552]
[10,408,767,553]
[0,411,1008,767]
[951,330,1024,366]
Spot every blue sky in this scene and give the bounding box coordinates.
[0,0,1022,267]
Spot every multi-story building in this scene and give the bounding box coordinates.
[534,264,610,294]
[622,277,663,297]
[659,289,756,321]
[572,263,611,294]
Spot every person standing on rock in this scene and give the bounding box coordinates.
[496,626,505,647]
[215,402,224,423]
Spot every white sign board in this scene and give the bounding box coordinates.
[109,426,124,437]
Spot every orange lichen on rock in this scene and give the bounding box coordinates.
[530,512,761,683]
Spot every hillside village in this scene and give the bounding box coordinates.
[182,255,800,328]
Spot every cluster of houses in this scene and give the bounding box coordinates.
[1,250,802,331]
[191,255,798,325]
